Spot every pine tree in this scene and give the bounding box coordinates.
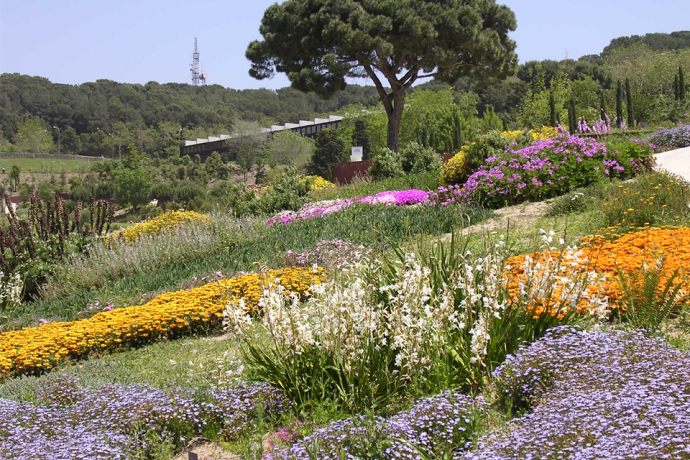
[680,66,686,102]
[626,78,634,127]
[351,120,372,160]
[568,98,577,134]
[616,80,623,127]
[549,92,557,128]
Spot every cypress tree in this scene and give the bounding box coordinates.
[568,98,577,134]
[626,78,634,127]
[452,108,463,151]
[351,120,372,160]
[599,91,608,123]
[680,66,686,102]
[616,80,623,127]
[674,74,680,101]
[549,92,557,128]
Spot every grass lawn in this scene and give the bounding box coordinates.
[0,157,100,174]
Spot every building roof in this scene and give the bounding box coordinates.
[183,115,344,146]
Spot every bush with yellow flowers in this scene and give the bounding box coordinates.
[530,126,559,142]
[300,175,336,191]
[440,149,469,185]
[0,266,326,378]
[105,210,210,245]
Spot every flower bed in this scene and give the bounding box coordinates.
[461,132,650,208]
[267,190,430,226]
[105,210,210,245]
[505,226,690,310]
[0,267,325,378]
[466,327,690,459]
[0,376,288,459]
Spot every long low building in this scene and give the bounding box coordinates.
[181,115,343,158]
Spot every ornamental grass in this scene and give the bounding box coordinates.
[104,210,210,245]
[0,267,325,379]
[505,226,690,312]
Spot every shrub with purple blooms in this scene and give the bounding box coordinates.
[645,122,690,150]
[266,391,487,460]
[0,376,289,459]
[461,132,651,208]
[464,327,690,460]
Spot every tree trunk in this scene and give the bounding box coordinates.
[386,90,405,152]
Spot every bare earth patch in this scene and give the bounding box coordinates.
[172,440,241,460]
[441,201,550,242]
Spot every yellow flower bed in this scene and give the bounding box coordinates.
[530,126,558,141]
[105,211,210,245]
[440,150,468,185]
[301,175,336,191]
[500,130,524,141]
[0,267,326,378]
[506,227,690,312]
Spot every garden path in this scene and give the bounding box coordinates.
[654,147,690,183]
[440,200,550,242]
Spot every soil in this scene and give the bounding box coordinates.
[172,440,241,460]
[440,200,551,242]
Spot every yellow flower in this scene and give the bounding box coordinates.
[104,211,210,245]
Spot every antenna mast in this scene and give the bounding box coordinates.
[191,37,200,86]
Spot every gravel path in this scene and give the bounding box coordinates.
[654,146,690,182]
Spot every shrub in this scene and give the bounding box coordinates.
[299,175,335,191]
[399,141,442,174]
[461,131,652,208]
[440,150,469,185]
[369,148,404,180]
[261,167,312,213]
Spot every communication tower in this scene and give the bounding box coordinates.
[191,38,201,86]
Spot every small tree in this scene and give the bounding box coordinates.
[567,98,577,134]
[115,167,152,209]
[9,165,20,192]
[61,127,81,155]
[599,91,608,123]
[626,78,634,127]
[680,66,686,102]
[351,120,372,161]
[549,92,557,128]
[265,130,315,170]
[13,118,54,154]
[616,80,623,127]
[307,128,346,180]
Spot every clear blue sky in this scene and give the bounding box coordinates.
[1,0,689,91]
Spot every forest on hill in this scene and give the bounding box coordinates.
[1,30,689,159]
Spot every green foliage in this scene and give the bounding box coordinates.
[464,130,512,173]
[9,165,20,192]
[369,148,404,181]
[204,151,230,180]
[266,130,315,171]
[307,128,346,180]
[567,98,577,134]
[626,78,635,126]
[616,259,690,332]
[115,167,152,209]
[616,80,624,126]
[261,167,312,213]
[549,93,557,127]
[12,118,54,154]
[399,141,442,175]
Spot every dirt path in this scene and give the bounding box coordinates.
[440,200,550,242]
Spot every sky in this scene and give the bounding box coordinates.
[1,0,689,91]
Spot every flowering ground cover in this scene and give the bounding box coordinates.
[0,267,325,378]
[267,189,430,226]
[266,391,486,460]
[104,210,210,245]
[464,327,690,459]
[645,121,690,149]
[0,375,288,460]
[505,226,690,311]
